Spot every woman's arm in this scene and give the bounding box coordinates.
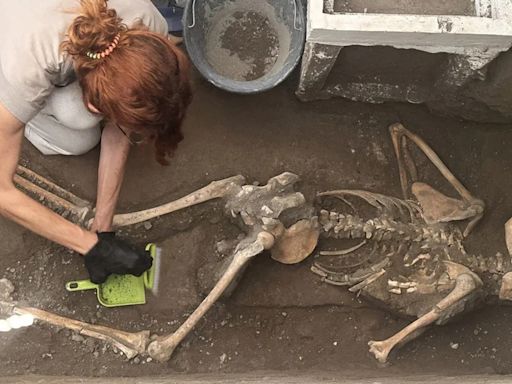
[0,103,152,283]
[90,121,131,232]
[0,103,98,253]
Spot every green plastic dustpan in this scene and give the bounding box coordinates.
[65,243,158,307]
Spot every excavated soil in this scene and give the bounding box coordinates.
[204,0,290,82]
[2,70,512,379]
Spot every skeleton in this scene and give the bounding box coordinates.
[7,123,510,365]
[310,123,506,364]
[3,169,319,362]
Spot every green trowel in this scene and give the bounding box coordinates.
[65,243,160,307]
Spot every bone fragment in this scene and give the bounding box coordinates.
[147,232,274,362]
[405,253,431,268]
[496,252,504,273]
[388,280,416,289]
[349,269,386,293]
[320,240,366,256]
[389,288,402,295]
[499,272,512,301]
[369,273,479,363]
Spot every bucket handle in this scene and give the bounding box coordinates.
[292,0,302,31]
[188,0,302,30]
[188,0,197,28]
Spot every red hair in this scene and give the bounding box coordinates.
[61,0,192,164]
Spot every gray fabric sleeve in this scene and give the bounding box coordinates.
[0,58,53,124]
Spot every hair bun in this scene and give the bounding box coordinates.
[62,0,126,58]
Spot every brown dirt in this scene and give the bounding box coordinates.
[2,71,512,379]
[206,10,280,81]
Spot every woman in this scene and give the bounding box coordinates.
[0,0,192,283]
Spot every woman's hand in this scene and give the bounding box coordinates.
[84,232,152,284]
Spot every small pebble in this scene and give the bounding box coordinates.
[71,334,85,343]
[220,353,227,364]
[281,312,288,317]
[333,341,338,346]
[450,342,459,350]
[146,357,153,363]
[144,222,153,230]
[133,357,141,364]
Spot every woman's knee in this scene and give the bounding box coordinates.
[25,116,101,156]
[46,82,102,131]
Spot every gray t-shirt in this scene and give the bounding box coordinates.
[0,0,168,123]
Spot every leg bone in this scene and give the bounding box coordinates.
[14,166,92,223]
[111,175,246,227]
[368,273,480,363]
[16,165,246,228]
[389,123,484,236]
[1,300,148,359]
[17,165,91,209]
[147,231,274,362]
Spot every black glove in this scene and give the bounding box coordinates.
[84,232,153,284]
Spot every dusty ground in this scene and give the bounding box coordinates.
[331,0,476,16]
[2,70,512,379]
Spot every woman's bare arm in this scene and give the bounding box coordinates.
[0,102,98,254]
[89,121,131,232]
